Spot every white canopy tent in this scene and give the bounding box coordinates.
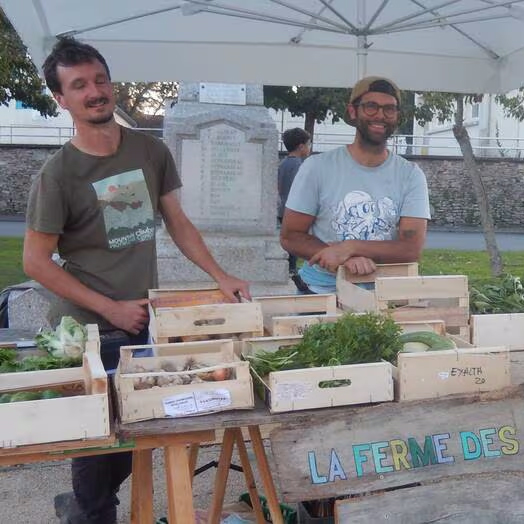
[2,0,524,93]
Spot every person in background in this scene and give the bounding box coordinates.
[277,127,311,275]
[23,37,250,524]
[280,76,430,294]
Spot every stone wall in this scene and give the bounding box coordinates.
[413,157,524,228]
[0,145,59,215]
[2,145,524,228]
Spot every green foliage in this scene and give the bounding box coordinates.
[495,89,524,121]
[113,82,178,119]
[264,85,348,136]
[0,8,57,116]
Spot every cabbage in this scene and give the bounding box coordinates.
[35,316,87,358]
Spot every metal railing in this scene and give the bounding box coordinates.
[2,124,524,159]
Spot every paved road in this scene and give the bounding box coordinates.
[1,219,522,251]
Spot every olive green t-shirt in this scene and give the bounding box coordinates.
[26,127,181,329]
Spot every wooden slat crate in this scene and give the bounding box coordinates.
[252,294,338,336]
[148,286,228,309]
[148,289,264,343]
[242,336,393,413]
[337,262,418,312]
[0,324,110,448]
[376,275,470,340]
[115,339,254,423]
[396,346,510,401]
[471,313,524,350]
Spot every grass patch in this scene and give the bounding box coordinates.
[0,237,523,291]
[0,237,26,290]
[419,249,524,285]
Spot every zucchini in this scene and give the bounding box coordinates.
[399,331,456,352]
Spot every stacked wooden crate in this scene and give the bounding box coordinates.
[0,325,110,448]
[148,287,264,344]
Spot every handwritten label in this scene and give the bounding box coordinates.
[162,389,231,417]
[275,382,313,401]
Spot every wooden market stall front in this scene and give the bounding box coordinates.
[2,264,524,523]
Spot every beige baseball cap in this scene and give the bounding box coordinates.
[344,76,401,126]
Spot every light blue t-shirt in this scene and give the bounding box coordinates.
[285,146,431,291]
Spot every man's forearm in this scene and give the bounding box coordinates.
[280,231,328,260]
[342,239,423,263]
[24,258,114,317]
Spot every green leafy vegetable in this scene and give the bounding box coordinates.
[0,355,82,373]
[35,316,87,357]
[470,274,524,314]
[246,312,402,376]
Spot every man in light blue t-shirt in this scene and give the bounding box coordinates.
[281,76,431,294]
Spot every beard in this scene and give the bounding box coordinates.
[355,116,396,146]
[85,97,114,125]
[87,112,114,125]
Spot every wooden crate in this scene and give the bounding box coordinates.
[337,262,418,312]
[396,346,510,401]
[115,339,254,423]
[376,275,470,340]
[148,286,228,309]
[253,293,338,336]
[148,291,264,343]
[242,336,393,413]
[0,325,110,448]
[471,313,524,350]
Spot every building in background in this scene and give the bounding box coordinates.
[0,99,136,145]
[412,92,524,158]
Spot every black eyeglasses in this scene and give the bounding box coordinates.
[356,101,400,118]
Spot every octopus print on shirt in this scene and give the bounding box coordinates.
[93,169,155,250]
[331,190,397,241]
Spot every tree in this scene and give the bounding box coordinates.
[0,8,57,116]
[113,82,178,121]
[413,92,503,276]
[264,86,347,140]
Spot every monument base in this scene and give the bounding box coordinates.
[156,229,295,296]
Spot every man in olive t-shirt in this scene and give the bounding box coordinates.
[24,37,250,524]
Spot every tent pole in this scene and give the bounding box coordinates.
[356,0,367,79]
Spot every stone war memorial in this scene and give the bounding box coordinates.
[158,82,291,295]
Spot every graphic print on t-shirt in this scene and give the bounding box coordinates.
[331,190,397,241]
[93,169,154,249]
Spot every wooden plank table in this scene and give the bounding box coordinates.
[117,398,320,524]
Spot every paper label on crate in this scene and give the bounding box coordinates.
[275,382,313,401]
[162,389,231,417]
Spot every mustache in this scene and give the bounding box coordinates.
[85,97,109,108]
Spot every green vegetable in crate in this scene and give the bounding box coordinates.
[9,391,42,402]
[246,312,403,376]
[40,389,63,399]
[399,331,456,352]
[0,393,12,403]
[470,274,524,314]
[35,316,87,358]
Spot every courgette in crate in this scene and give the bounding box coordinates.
[399,331,456,352]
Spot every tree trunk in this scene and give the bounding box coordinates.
[453,95,503,276]
[304,112,316,148]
